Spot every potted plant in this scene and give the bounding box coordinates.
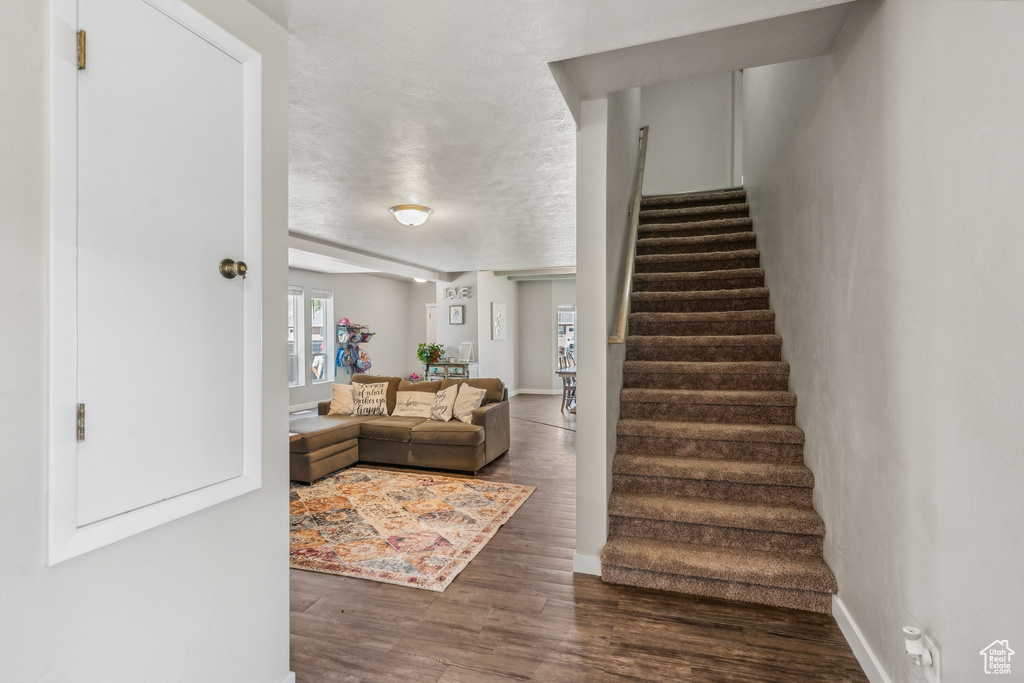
[417,342,445,364]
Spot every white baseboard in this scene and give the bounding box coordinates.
[280,672,296,683]
[573,552,601,575]
[516,388,561,395]
[833,595,891,683]
[289,401,320,412]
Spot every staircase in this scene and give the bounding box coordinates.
[600,187,838,615]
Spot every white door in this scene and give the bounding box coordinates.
[49,0,263,560]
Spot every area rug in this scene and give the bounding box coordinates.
[289,468,535,591]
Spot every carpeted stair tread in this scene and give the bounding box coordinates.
[602,537,838,594]
[624,359,789,376]
[632,268,765,292]
[638,217,754,239]
[613,454,814,489]
[631,288,769,303]
[635,249,759,267]
[616,419,804,445]
[629,310,775,324]
[609,491,825,536]
[640,204,750,222]
[620,388,796,407]
[636,232,757,254]
[641,189,746,209]
[626,334,781,349]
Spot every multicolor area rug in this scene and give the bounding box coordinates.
[290,468,535,591]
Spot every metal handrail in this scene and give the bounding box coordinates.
[608,125,649,344]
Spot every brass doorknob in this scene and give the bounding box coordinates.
[219,258,248,280]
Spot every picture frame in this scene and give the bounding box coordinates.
[491,302,506,340]
[449,304,464,325]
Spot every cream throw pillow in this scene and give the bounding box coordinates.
[352,382,389,416]
[327,383,354,415]
[453,384,487,424]
[392,390,435,418]
[429,385,458,422]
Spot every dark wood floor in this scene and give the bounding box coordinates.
[290,394,867,682]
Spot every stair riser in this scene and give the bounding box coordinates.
[629,296,769,315]
[608,516,824,556]
[600,566,833,614]
[635,256,761,273]
[640,209,749,225]
[611,474,813,507]
[633,274,765,292]
[626,345,782,363]
[639,223,752,239]
[629,320,775,336]
[624,373,789,391]
[636,237,756,257]
[641,196,746,211]
[616,436,805,464]
[618,401,795,425]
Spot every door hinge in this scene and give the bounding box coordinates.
[77,403,86,442]
[77,30,86,70]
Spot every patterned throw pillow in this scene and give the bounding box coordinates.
[352,382,389,416]
[429,385,458,422]
[327,383,354,415]
[453,384,487,424]
[391,390,435,418]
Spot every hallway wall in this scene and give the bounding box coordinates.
[0,1,291,680]
[743,1,1024,680]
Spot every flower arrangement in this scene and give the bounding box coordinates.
[416,342,445,364]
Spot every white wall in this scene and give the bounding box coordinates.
[476,271,518,391]
[516,281,556,393]
[515,279,578,394]
[575,87,641,574]
[289,269,431,408]
[407,279,437,355]
[574,97,610,574]
[606,87,642,497]
[641,73,735,195]
[742,1,1024,681]
[0,1,291,681]
[435,272,478,363]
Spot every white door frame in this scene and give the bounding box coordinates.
[48,0,263,564]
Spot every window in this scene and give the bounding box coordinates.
[288,286,304,387]
[310,289,334,383]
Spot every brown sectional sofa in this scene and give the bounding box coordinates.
[288,375,511,483]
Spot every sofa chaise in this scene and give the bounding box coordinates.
[288,375,511,483]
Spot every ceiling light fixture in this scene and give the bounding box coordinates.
[413,278,427,283]
[389,204,433,227]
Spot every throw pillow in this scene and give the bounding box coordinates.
[353,382,389,416]
[429,385,458,422]
[453,384,487,424]
[392,390,435,418]
[327,383,354,415]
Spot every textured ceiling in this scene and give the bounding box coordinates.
[283,0,856,273]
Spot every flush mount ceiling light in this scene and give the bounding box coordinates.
[389,204,433,227]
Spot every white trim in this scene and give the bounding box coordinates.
[280,673,296,683]
[289,401,322,413]
[516,389,562,396]
[572,552,602,576]
[289,233,452,283]
[833,595,892,683]
[48,0,264,565]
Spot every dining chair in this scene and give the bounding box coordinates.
[560,373,576,412]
